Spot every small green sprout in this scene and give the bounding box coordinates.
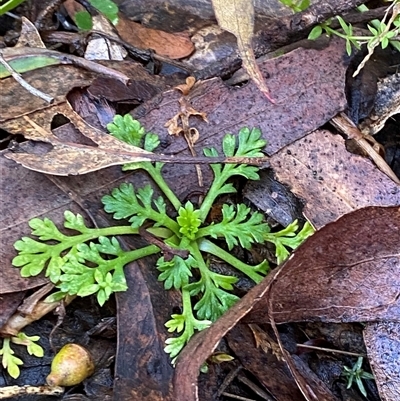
[0,339,23,379]
[0,333,44,379]
[279,0,310,13]
[308,1,400,57]
[12,115,314,369]
[342,357,375,397]
[0,0,26,16]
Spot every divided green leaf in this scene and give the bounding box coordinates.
[12,115,313,371]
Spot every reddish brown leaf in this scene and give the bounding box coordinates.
[116,14,194,59]
[247,206,400,324]
[114,255,176,401]
[249,129,400,229]
[134,37,348,157]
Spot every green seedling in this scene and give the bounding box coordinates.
[342,357,375,397]
[12,114,314,370]
[279,0,310,13]
[356,3,400,52]
[0,0,26,15]
[308,0,400,57]
[0,333,44,378]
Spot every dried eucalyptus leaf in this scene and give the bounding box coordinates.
[211,0,274,102]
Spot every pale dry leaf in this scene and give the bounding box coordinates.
[85,14,127,61]
[3,102,257,175]
[174,76,196,95]
[211,0,274,103]
[2,102,153,175]
[16,17,46,48]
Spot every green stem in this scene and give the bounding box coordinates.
[118,244,161,264]
[176,287,196,356]
[144,206,180,234]
[198,170,230,222]
[324,26,371,42]
[85,225,139,238]
[25,226,140,267]
[146,163,182,211]
[53,225,139,254]
[189,241,214,282]
[181,287,195,332]
[198,238,266,283]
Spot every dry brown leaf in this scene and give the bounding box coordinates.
[3,101,261,176]
[134,37,348,156]
[247,206,400,324]
[174,76,196,96]
[226,325,305,401]
[165,98,208,138]
[265,130,400,229]
[3,103,158,175]
[16,17,46,48]
[164,80,208,189]
[364,322,400,401]
[116,14,194,59]
[211,0,274,103]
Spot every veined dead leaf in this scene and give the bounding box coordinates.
[3,102,265,175]
[211,0,274,103]
[3,103,154,175]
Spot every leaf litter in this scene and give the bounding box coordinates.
[211,0,274,103]
[1,1,400,400]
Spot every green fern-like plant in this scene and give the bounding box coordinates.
[12,115,314,368]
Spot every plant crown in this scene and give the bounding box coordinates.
[10,114,314,370]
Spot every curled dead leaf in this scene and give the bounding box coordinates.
[174,76,196,95]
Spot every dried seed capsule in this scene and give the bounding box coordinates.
[46,344,94,387]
